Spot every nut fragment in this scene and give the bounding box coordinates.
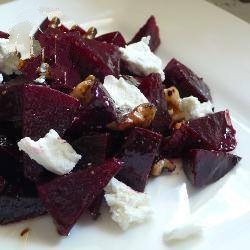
[84,27,97,39]
[107,103,157,131]
[164,86,181,111]
[70,75,96,104]
[151,159,176,176]
[49,17,60,28]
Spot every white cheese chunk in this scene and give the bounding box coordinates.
[17,129,81,175]
[119,37,165,81]
[0,41,21,75]
[103,75,148,111]
[104,178,152,230]
[164,221,203,243]
[0,73,3,84]
[179,96,213,120]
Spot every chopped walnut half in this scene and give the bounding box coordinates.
[151,159,176,176]
[70,75,96,104]
[49,17,61,29]
[107,103,156,131]
[164,86,185,123]
[84,27,97,39]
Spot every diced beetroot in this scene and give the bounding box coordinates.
[129,15,160,52]
[68,79,116,135]
[88,191,104,220]
[164,58,212,102]
[19,55,42,81]
[48,64,81,93]
[0,178,47,224]
[138,73,171,134]
[22,85,80,182]
[71,37,121,80]
[96,32,126,47]
[69,25,86,36]
[37,158,122,235]
[183,149,241,187]
[106,131,126,157]
[72,133,108,169]
[0,134,21,179]
[0,77,26,122]
[116,127,162,192]
[33,17,52,40]
[161,111,237,157]
[0,31,9,39]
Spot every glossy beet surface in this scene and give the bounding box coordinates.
[138,73,171,134]
[88,191,104,220]
[20,55,42,81]
[0,178,46,224]
[69,80,116,135]
[164,58,212,102]
[161,110,236,157]
[183,149,241,187]
[96,32,126,47]
[37,158,122,235]
[72,133,108,169]
[0,31,9,39]
[129,15,160,52]
[71,37,121,80]
[22,85,80,182]
[116,127,162,192]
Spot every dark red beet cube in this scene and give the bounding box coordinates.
[48,64,81,93]
[161,110,237,157]
[96,31,126,47]
[138,73,171,134]
[0,176,6,193]
[37,158,122,235]
[0,178,46,224]
[72,133,108,169]
[69,80,116,134]
[0,31,10,39]
[116,127,162,192]
[22,85,80,182]
[88,191,104,220]
[71,37,121,80]
[69,25,86,36]
[19,55,43,81]
[183,149,241,187]
[129,15,160,52]
[164,58,212,102]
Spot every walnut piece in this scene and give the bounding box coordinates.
[151,159,176,176]
[107,103,157,131]
[70,75,95,104]
[84,27,97,39]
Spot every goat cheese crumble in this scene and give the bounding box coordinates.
[179,96,213,120]
[17,129,81,175]
[0,73,3,84]
[104,178,152,230]
[103,75,149,111]
[119,37,165,81]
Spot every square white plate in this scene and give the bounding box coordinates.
[0,0,250,249]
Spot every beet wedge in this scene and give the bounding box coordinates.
[161,110,237,157]
[183,149,241,187]
[0,178,47,224]
[129,15,160,52]
[37,158,122,236]
[164,58,212,102]
[138,73,171,134]
[96,31,126,47]
[116,127,162,192]
[88,191,104,220]
[22,85,80,182]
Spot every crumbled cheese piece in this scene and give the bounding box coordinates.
[0,73,3,84]
[34,62,49,84]
[163,183,203,244]
[179,96,213,120]
[164,221,203,243]
[17,129,81,175]
[0,42,21,75]
[141,35,151,45]
[34,75,46,84]
[119,37,165,81]
[103,75,149,111]
[104,178,152,230]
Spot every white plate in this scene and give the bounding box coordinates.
[1,0,250,249]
